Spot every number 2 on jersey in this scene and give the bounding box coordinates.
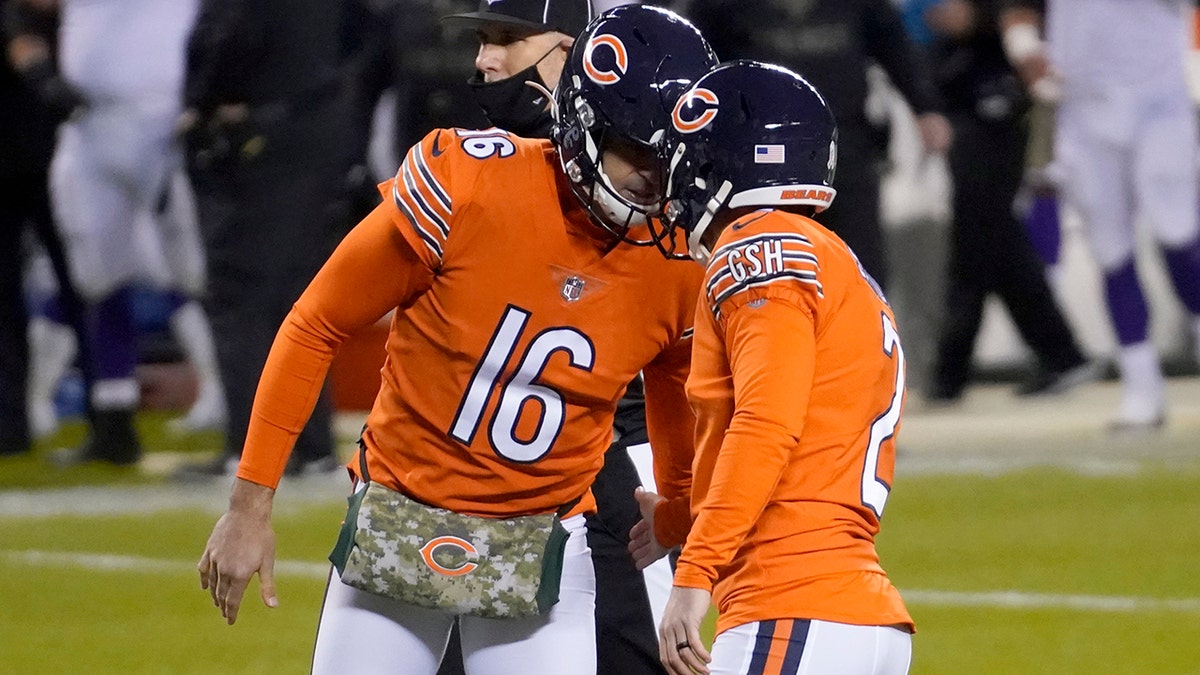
[449,305,595,463]
[862,312,904,518]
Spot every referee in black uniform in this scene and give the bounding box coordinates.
[679,0,950,290]
[177,0,356,477]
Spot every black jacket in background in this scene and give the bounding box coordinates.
[185,0,345,111]
[184,0,354,167]
[342,0,489,168]
[928,0,1028,122]
[678,0,941,132]
[0,0,59,177]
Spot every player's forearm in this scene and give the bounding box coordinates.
[227,478,275,520]
[642,346,695,502]
[236,311,338,487]
[675,299,812,587]
[653,496,693,549]
[674,425,793,590]
[237,205,430,487]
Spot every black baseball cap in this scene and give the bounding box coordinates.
[442,0,594,38]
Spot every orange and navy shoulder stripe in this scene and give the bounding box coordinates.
[704,232,822,319]
[746,618,811,675]
[392,138,452,262]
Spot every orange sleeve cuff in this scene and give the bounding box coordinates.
[672,560,716,592]
[654,496,693,549]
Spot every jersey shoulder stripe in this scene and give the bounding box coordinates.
[705,231,822,319]
[392,137,453,261]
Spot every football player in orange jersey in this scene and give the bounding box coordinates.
[439,2,688,674]
[195,6,717,674]
[632,62,914,675]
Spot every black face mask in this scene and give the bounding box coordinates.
[468,51,556,139]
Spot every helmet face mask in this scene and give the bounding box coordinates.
[559,98,664,236]
[657,61,840,264]
[551,5,718,245]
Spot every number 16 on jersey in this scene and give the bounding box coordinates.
[449,305,596,464]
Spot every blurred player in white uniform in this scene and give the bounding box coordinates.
[47,0,218,462]
[27,167,226,439]
[1003,0,1200,430]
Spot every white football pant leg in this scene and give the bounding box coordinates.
[25,317,77,438]
[312,574,456,674]
[1132,94,1198,249]
[157,167,208,295]
[1054,98,1137,272]
[168,301,227,432]
[50,119,142,301]
[709,619,912,675]
[459,514,596,675]
[1113,341,1167,429]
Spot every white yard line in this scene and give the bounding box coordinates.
[4,453,1192,520]
[2,549,1198,614]
[0,477,350,518]
[1,549,330,580]
[902,589,1200,613]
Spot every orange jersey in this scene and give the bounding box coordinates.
[673,209,913,635]
[236,128,701,519]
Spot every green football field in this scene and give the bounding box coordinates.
[2,379,1198,674]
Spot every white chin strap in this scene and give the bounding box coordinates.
[686,181,733,266]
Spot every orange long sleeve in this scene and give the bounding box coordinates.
[673,294,814,589]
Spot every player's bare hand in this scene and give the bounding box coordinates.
[629,487,669,570]
[916,112,953,156]
[924,0,976,38]
[1013,52,1052,90]
[659,586,713,675]
[197,479,278,625]
[174,108,199,137]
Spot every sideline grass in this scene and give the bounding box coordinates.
[2,465,1198,673]
[880,465,1200,674]
[0,508,340,674]
[0,414,222,490]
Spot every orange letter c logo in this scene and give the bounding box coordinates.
[583,34,628,85]
[672,88,719,134]
[419,536,480,577]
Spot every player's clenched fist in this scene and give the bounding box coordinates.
[198,478,279,625]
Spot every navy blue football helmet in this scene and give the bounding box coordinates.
[552,4,718,244]
[657,61,839,264]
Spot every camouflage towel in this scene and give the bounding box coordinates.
[329,482,569,619]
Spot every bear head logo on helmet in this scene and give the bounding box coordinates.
[551,4,718,245]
